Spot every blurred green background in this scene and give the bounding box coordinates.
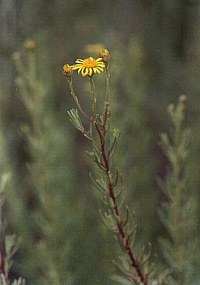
[0,1,200,284]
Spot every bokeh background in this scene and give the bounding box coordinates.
[0,1,200,284]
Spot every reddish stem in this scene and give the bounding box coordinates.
[0,244,6,276]
[94,122,148,285]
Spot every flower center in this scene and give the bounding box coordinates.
[83,57,97,68]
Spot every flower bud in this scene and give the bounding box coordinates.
[179,95,187,104]
[24,39,37,50]
[99,48,111,63]
[63,64,74,77]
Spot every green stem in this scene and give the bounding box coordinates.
[103,66,111,149]
[105,65,111,105]
[89,77,96,115]
[67,77,89,120]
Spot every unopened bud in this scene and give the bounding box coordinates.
[179,94,187,104]
[24,39,37,51]
[63,64,74,77]
[99,48,111,63]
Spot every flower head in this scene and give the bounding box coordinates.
[99,48,111,63]
[73,57,105,77]
[24,39,37,50]
[63,64,74,77]
[179,94,187,104]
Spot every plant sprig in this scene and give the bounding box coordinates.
[63,49,161,285]
[159,96,197,285]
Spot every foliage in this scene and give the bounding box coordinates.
[1,2,200,281]
[159,96,198,284]
[64,49,169,285]
[0,134,25,285]
[9,40,113,285]
[11,42,73,284]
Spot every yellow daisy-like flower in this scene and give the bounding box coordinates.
[73,57,105,77]
[63,64,74,76]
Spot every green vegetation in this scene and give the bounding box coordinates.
[0,1,200,284]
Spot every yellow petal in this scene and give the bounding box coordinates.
[76,59,84,63]
[88,68,93,76]
[93,68,100,74]
[97,66,103,73]
[97,62,105,68]
[81,68,85,76]
[75,63,83,69]
[82,68,88,77]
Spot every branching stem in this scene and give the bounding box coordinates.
[66,60,148,285]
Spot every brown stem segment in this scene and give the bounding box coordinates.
[0,225,6,279]
[0,245,6,277]
[95,121,148,285]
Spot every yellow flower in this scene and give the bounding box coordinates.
[63,64,74,77]
[73,57,105,77]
